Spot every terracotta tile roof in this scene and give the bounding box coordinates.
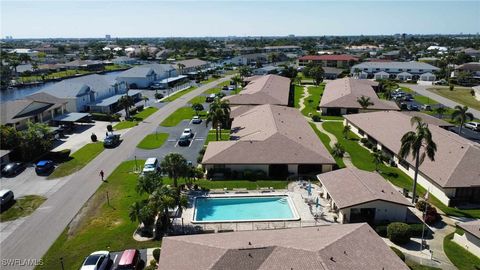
[344,111,480,188]
[319,78,399,111]
[223,75,291,106]
[299,54,359,62]
[458,220,480,239]
[158,224,409,270]
[202,105,335,165]
[317,168,412,209]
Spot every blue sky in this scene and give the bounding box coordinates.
[1,1,479,38]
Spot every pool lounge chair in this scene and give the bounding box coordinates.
[233,188,248,194]
[210,189,226,194]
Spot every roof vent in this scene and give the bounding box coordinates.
[381,189,385,193]
[248,242,252,245]
[330,257,336,262]
[344,251,347,255]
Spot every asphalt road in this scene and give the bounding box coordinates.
[0,75,233,270]
[401,83,480,119]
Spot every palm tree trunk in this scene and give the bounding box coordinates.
[459,121,464,134]
[215,124,219,141]
[412,152,420,204]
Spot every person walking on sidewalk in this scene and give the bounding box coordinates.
[100,170,105,181]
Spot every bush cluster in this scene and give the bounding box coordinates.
[311,115,321,122]
[387,222,411,244]
[45,149,71,162]
[91,113,121,122]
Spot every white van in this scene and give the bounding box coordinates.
[142,158,159,174]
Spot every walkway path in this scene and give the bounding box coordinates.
[401,83,480,119]
[310,121,355,168]
[297,84,311,112]
[0,75,234,270]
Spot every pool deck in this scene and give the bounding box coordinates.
[175,182,338,232]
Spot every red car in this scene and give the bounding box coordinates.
[116,249,141,270]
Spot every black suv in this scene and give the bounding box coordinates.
[104,134,120,148]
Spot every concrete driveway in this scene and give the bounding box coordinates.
[0,74,234,269]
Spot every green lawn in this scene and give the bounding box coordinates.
[18,70,91,83]
[301,84,325,117]
[160,107,206,127]
[444,231,480,270]
[38,160,159,270]
[0,195,46,222]
[401,87,439,106]
[104,64,129,71]
[323,121,480,219]
[48,142,104,179]
[406,260,441,270]
[162,86,198,102]
[114,107,159,130]
[136,133,169,149]
[294,85,304,108]
[205,129,231,145]
[188,95,207,104]
[308,122,345,168]
[428,87,480,111]
[203,81,230,94]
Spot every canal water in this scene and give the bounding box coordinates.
[0,71,123,103]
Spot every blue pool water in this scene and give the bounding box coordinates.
[194,196,296,222]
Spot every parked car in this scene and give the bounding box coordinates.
[0,189,14,209]
[422,104,432,111]
[178,134,191,147]
[35,160,54,175]
[104,134,121,148]
[206,94,216,102]
[1,162,25,177]
[182,128,194,138]
[228,85,235,91]
[80,251,110,270]
[434,79,448,85]
[465,122,480,131]
[142,158,160,175]
[407,104,420,111]
[399,102,408,110]
[222,85,228,90]
[115,249,141,270]
[192,116,202,124]
[216,92,226,99]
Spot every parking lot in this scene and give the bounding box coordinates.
[132,118,211,165]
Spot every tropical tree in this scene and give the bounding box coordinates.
[128,201,156,236]
[191,103,204,116]
[332,143,345,158]
[206,99,231,141]
[137,172,163,194]
[357,95,374,109]
[434,106,447,119]
[451,105,474,134]
[161,153,189,188]
[232,75,243,89]
[238,66,251,79]
[342,125,351,139]
[294,76,302,86]
[372,150,384,171]
[118,93,135,119]
[177,63,185,74]
[399,116,437,203]
[150,185,188,233]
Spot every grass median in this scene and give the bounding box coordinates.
[0,195,46,222]
[48,142,104,179]
[308,122,345,168]
[160,107,206,127]
[294,85,304,108]
[428,87,480,111]
[136,133,169,149]
[162,86,198,102]
[114,107,159,130]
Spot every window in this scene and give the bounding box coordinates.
[399,69,403,71]
[385,68,390,71]
[407,69,411,72]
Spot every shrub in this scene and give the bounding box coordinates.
[387,222,411,244]
[415,200,430,212]
[360,138,368,144]
[255,170,267,179]
[91,113,120,122]
[311,115,321,122]
[153,248,160,262]
[136,104,144,111]
[154,93,164,99]
[363,141,374,149]
[129,107,138,115]
[425,207,441,225]
[46,149,71,162]
[375,225,388,237]
[243,169,254,180]
[390,247,405,261]
[408,223,428,238]
[91,133,97,142]
[144,259,158,270]
[107,125,113,132]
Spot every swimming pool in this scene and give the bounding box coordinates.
[193,195,299,223]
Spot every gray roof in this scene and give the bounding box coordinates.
[40,74,115,98]
[345,111,480,188]
[318,168,412,209]
[1,93,66,124]
[352,61,440,71]
[89,90,142,107]
[53,112,90,122]
[158,223,409,270]
[117,66,154,78]
[458,220,480,239]
[202,104,335,165]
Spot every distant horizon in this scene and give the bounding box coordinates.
[1,1,479,38]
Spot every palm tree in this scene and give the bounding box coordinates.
[206,99,231,141]
[451,105,474,135]
[399,116,437,203]
[177,63,186,74]
[353,68,361,78]
[232,75,243,89]
[128,201,156,235]
[434,106,447,119]
[294,76,302,86]
[118,93,135,119]
[342,125,351,139]
[372,150,384,172]
[332,143,345,158]
[136,172,163,194]
[357,95,374,109]
[150,186,188,233]
[160,153,188,188]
